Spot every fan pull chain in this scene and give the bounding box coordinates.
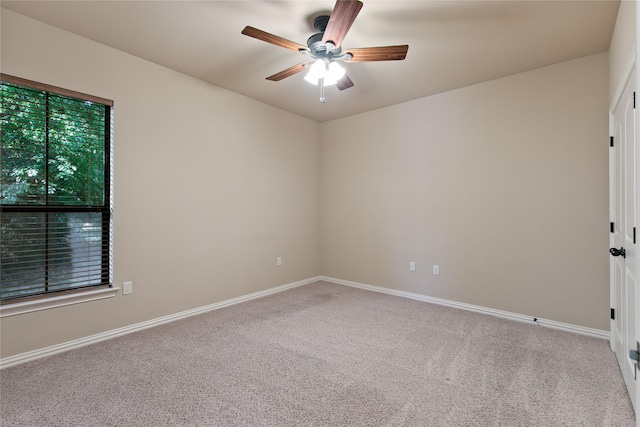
[319,77,326,103]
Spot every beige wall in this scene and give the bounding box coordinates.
[0,10,321,358]
[320,53,610,330]
[608,0,636,107]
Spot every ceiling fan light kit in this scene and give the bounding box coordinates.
[304,60,346,86]
[241,0,408,104]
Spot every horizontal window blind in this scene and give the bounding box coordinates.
[1,76,112,302]
[1,211,108,300]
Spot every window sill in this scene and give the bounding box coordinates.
[0,287,120,318]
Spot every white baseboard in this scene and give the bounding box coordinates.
[1,275,609,369]
[0,276,322,370]
[320,276,610,340]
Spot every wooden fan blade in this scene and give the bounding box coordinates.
[336,74,354,91]
[322,0,363,48]
[345,45,409,62]
[266,63,308,81]
[242,26,308,53]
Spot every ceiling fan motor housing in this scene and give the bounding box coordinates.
[306,15,342,59]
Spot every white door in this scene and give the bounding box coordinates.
[611,67,637,413]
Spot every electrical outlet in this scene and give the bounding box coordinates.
[409,261,416,271]
[123,281,133,295]
[277,256,282,266]
[432,265,440,275]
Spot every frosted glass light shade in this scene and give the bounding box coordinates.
[304,60,325,85]
[324,62,346,86]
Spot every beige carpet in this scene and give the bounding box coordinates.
[0,281,635,426]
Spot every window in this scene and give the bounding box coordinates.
[0,75,113,303]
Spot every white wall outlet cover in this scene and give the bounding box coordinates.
[432,265,440,275]
[123,281,133,295]
[409,262,416,271]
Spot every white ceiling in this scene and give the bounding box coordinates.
[1,0,620,122]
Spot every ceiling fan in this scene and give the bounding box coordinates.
[241,0,408,103]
